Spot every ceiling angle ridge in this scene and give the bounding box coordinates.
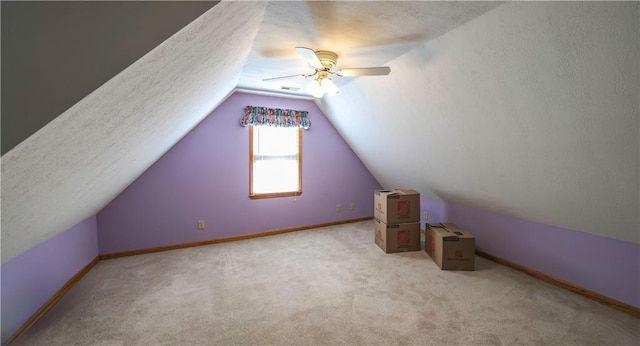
[233,87,316,100]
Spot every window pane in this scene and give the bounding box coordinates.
[250,126,301,196]
[255,127,297,156]
[253,160,299,193]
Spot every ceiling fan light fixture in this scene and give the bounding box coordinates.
[307,76,339,98]
[306,79,325,98]
[322,77,339,95]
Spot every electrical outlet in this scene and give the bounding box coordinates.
[197,220,205,229]
[336,204,343,212]
[423,211,429,220]
[350,202,355,210]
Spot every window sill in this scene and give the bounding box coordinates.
[249,191,302,199]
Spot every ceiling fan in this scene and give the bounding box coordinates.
[263,47,391,98]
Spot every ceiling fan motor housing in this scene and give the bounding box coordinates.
[315,50,338,69]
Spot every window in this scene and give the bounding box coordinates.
[249,125,302,198]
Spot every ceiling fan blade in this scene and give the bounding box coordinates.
[337,66,391,77]
[295,46,323,69]
[262,73,307,82]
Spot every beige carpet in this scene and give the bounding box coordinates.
[15,221,640,345]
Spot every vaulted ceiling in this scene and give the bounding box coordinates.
[1,1,220,154]
[2,1,638,264]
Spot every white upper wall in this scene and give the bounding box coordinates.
[0,1,268,263]
[319,1,639,244]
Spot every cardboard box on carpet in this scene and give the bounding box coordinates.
[425,223,475,271]
[374,218,421,253]
[374,189,420,224]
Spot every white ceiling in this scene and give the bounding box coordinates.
[1,1,267,263]
[2,1,638,264]
[317,1,639,243]
[238,1,502,95]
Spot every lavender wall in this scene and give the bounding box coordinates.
[421,196,639,308]
[97,92,382,254]
[1,216,98,343]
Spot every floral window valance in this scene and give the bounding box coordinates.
[240,105,311,129]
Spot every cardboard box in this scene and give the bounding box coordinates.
[374,189,420,224]
[374,218,421,253]
[425,223,475,270]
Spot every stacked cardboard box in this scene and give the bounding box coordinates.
[373,189,421,253]
[425,223,475,270]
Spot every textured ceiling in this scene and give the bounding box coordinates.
[317,1,639,243]
[2,1,638,264]
[1,1,267,263]
[238,1,502,95]
[0,1,218,154]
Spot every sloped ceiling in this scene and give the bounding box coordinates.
[1,1,267,263]
[2,1,638,263]
[1,1,219,154]
[318,2,639,244]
